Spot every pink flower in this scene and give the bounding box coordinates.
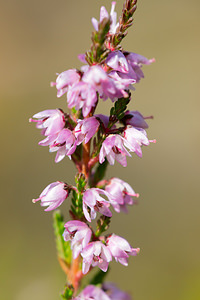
[29,109,65,136]
[82,65,127,101]
[123,127,152,158]
[74,117,100,145]
[123,110,149,129]
[106,234,140,266]
[106,51,129,73]
[75,285,111,300]
[67,81,97,117]
[83,188,112,222]
[105,178,139,213]
[51,69,81,98]
[81,241,112,274]
[49,128,77,162]
[63,221,92,259]
[125,52,155,83]
[32,182,69,211]
[102,283,131,300]
[108,70,136,91]
[95,114,110,128]
[99,135,131,167]
[92,2,119,35]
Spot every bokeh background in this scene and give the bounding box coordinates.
[1,0,200,299]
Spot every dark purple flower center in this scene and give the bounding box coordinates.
[112,146,121,154]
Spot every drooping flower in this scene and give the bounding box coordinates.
[83,188,112,222]
[75,285,111,300]
[81,241,112,274]
[67,81,97,117]
[124,52,155,83]
[63,221,92,259]
[29,109,65,136]
[82,65,128,101]
[51,69,81,98]
[106,51,129,73]
[123,110,149,129]
[74,117,100,145]
[99,134,131,167]
[105,178,139,213]
[106,234,140,266]
[123,127,153,158]
[102,283,131,300]
[49,128,77,162]
[32,182,69,211]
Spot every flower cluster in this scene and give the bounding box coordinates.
[30,1,155,299]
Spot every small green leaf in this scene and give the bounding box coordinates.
[60,284,74,300]
[53,211,72,266]
[95,215,111,237]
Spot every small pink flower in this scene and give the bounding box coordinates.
[92,6,109,31]
[108,70,136,91]
[106,234,140,266]
[51,69,81,98]
[74,117,100,145]
[81,241,112,274]
[67,81,97,117]
[75,285,111,300]
[99,135,131,167]
[32,182,69,211]
[105,178,139,213]
[106,51,129,73]
[83,188,112,222]
[63,221,92,259]
[125,52,155,83]
[29,109,65,136]
[82,65,127,101]
[123,127,151,158]
[124,110,149,129]
[95,114,110,128]
[102,283,131,300]
[92,2,119,35]
[49,128,77,162]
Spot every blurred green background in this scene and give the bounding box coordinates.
[1,0,200,299]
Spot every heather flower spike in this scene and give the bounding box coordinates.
[30,0,155,298]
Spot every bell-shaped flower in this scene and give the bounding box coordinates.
[74,117,100,145]
[63,221,92,259]
[102,283,131,300]
[123,110,149,129]
[49,128,77,162]
[105,178,139,213]
[106,234,140,266]
[82,65,127,102]
[32,181,69,211]
[99,134,131,167]
[106,51,129,73]
[81,241,112,274]
[51,69,81,98]
[67,81,97,117]
[75,285,111,300]
[108,70,136,92]
[125,52,155,83]
[123,127,153,158]
[29,109,65,136]
[83,188,112,222]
